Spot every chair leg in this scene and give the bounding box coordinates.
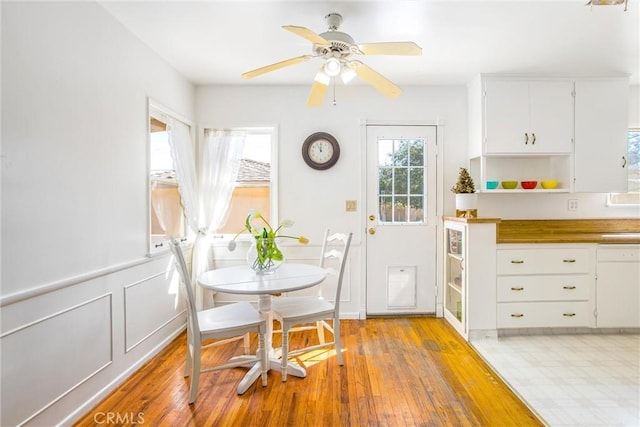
[184,330,193,377]
[334,316,344,366]
[316,320,326,344]
[188,345,201,404]
[281,324,289,382]
[243,333,251,354]
[259,332,268,386]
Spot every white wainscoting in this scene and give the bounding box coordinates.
[0,252,186,426]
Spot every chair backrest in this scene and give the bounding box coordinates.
[319,230,353,311]
[169,240,200,335]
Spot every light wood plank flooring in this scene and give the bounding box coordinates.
[75,318,542,426]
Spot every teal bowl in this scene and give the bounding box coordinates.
[486,180,499,190]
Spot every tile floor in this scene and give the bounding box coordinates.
[471,334,640,427]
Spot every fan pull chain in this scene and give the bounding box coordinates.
[332,77,337,106]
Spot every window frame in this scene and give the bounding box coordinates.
[200,125,279,242]
[147,98,195,256]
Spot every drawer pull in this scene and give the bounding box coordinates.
[511,287,524,291]
[510,260,525,264]
[563,259,576,263]
[563,286,576,290]
[563,313,576,317]
[510,313,524,318]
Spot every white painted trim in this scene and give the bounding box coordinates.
[61,324,186,427]
[0,256,159,307]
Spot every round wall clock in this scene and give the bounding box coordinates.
[301,132,340,170]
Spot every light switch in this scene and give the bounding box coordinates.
[346,200,357,212]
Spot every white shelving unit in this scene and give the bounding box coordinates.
[443,217,500,341]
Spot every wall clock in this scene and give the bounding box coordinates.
[301,132,340,170]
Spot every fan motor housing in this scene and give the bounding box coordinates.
[315,31,355,57]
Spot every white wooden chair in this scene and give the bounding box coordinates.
[271,230,352,381]
[169,240,268,402]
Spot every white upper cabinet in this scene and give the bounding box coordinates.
[484,79,574,154]
[574,78,629,193]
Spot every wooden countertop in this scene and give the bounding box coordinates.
[443,216,501,224]
[496,219,640,244]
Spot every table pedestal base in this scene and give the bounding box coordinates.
[232,355,306,394]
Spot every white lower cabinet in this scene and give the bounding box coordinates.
[596,245,640,328]
[496,244,596,329]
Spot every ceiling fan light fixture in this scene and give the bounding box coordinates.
[586,0,628,9]
[323,58,341,77]
[341,67,356,84]
[314,71,330,86]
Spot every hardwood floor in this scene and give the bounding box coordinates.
[75,318,542,426]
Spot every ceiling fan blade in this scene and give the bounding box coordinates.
[241,55,312,79]
[306,75,329,107]
[350,61,402,98]
[357,42,422,56]
[283,25,330,46]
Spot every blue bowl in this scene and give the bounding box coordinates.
[486,180,499,190]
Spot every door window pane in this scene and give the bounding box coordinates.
[377,137,426,223]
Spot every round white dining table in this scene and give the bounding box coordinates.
[197,263,327,394]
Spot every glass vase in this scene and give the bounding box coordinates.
[246,237,284,273]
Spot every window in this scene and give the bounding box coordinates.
[377,138,425,223]
[149,104,189,251]
[215,127,276,234]
[608,129,640,205]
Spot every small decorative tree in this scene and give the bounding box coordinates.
[451,167,476,194]
[451,167,477,218]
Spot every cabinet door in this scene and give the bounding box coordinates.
[596,261,639,327]
[528,81,573,153]
[574,79,629,192]
[484,80,529,154]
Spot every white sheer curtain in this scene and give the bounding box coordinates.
[167,120,245,308]
[192,129,245,308]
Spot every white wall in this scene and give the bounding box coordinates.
[1,2,193,425]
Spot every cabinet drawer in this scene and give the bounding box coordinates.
[497,248,591,275]
[497,275,591,302]
[597,245,640,262]
[497,302,591,328]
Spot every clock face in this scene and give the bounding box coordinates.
[302,132,340,170]
[309,139,334,164]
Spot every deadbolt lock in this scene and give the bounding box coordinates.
[369,214,375,221]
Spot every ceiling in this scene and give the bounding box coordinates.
[99,0,639,88]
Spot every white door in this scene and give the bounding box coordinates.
[365,125,438,315]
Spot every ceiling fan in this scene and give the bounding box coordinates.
[241,13,422,107]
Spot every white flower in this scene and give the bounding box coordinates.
[279,219,294,228]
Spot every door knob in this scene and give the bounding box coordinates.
[368,228,376,235]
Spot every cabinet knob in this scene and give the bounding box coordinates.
[510,260,525,264]
[510,313,524,318]
[563,285,576,290]
[563,313,576,317]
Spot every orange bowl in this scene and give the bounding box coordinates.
[521,180,538,190]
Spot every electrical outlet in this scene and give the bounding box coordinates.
[345,200,357,212]
[568,199,579,211]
